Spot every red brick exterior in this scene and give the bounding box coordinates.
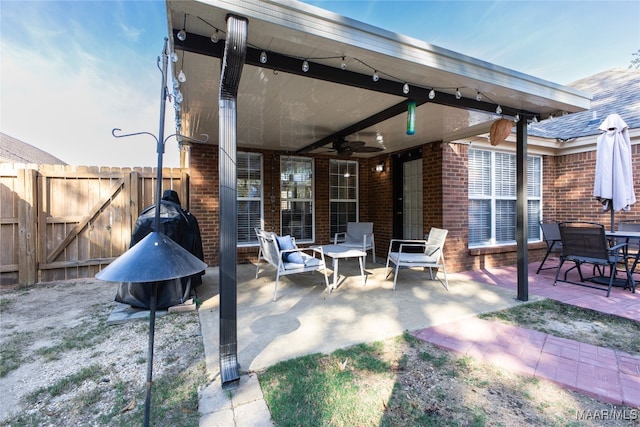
[188,141,640,273]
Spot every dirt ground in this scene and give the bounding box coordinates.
[0,279,204,426]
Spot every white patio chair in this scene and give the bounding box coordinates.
[385,227,449,291]
[333,222,376,264]
[255,228,330,301]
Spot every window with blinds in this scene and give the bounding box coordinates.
[237,152,263,245]
[281,156,314,242]
[468,148,541,247]
[329,159,358,237]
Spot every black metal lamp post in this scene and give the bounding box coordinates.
[96,38,207,427]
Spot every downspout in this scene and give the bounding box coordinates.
[218,14,247,389]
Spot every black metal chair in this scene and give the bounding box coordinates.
[536,221,563,274]
[618,220,640,275]
[554,221,633,297]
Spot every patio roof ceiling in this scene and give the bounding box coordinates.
[166,0,591,158]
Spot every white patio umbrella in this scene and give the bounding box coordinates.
[593,113,636,231]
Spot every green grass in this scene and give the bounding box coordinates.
[34,311,112,361]
[0,296,13,313]
[25,364,106,403]
[260,302,640,426]
[0,332,33,377]
[260,342,396,427]
[479,299,640,354]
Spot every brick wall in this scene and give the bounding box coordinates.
[188,140,639,272]
[553,144,640,226]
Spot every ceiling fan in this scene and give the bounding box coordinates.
[326,137,384,156]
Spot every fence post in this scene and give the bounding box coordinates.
[17,168,37,285]
[130,170,140,232]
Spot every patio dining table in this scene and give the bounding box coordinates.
[605,230,639,291]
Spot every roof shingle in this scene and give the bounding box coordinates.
[528,68,640,140]
[0,133,67,165]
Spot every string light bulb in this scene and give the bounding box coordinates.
[177,15,187,41]
[260,51,268,64]
[514,113,520,122]
[476,91,482,101]
[372,70,379,82]
[341,56,347,70]
[178,70,187,83]
[496,105,502,115]
[455,88,461,99]
[403,83,410,95]
[302,60,309,72]
[170,52,179,63]
[211,30,219,43]
[428,89,436,100]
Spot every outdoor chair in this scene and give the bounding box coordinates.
[254,228,329,301]
[618,220,640,275]
[536,220,563,274]
[385,227,448,291]
[334,222,376,264]
[553,221,633,297]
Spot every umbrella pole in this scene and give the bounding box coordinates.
[611,208,615,232]
[143,281,158,427]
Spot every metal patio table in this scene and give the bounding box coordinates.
[314,244,367,289]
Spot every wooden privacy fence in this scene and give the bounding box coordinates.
[0,164,189,286]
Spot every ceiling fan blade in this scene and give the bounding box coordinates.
[353,146,384,153]
[342,140,366,150]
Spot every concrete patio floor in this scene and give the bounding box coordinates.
[196,258,639,426]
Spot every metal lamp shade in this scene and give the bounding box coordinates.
[96,231,207,283]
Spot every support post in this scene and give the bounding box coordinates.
[516,117,529,301]
[218,14,248,389]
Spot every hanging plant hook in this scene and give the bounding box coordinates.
[111,128,159,144]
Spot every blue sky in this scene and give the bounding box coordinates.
[1,0,638,167]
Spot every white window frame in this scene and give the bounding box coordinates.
[280,156,315,243]
[468,148,542,248]
[329,159,359,238]
[237,152,263,246]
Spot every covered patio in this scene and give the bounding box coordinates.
[165,0,591,272]
[164,0,593,387]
